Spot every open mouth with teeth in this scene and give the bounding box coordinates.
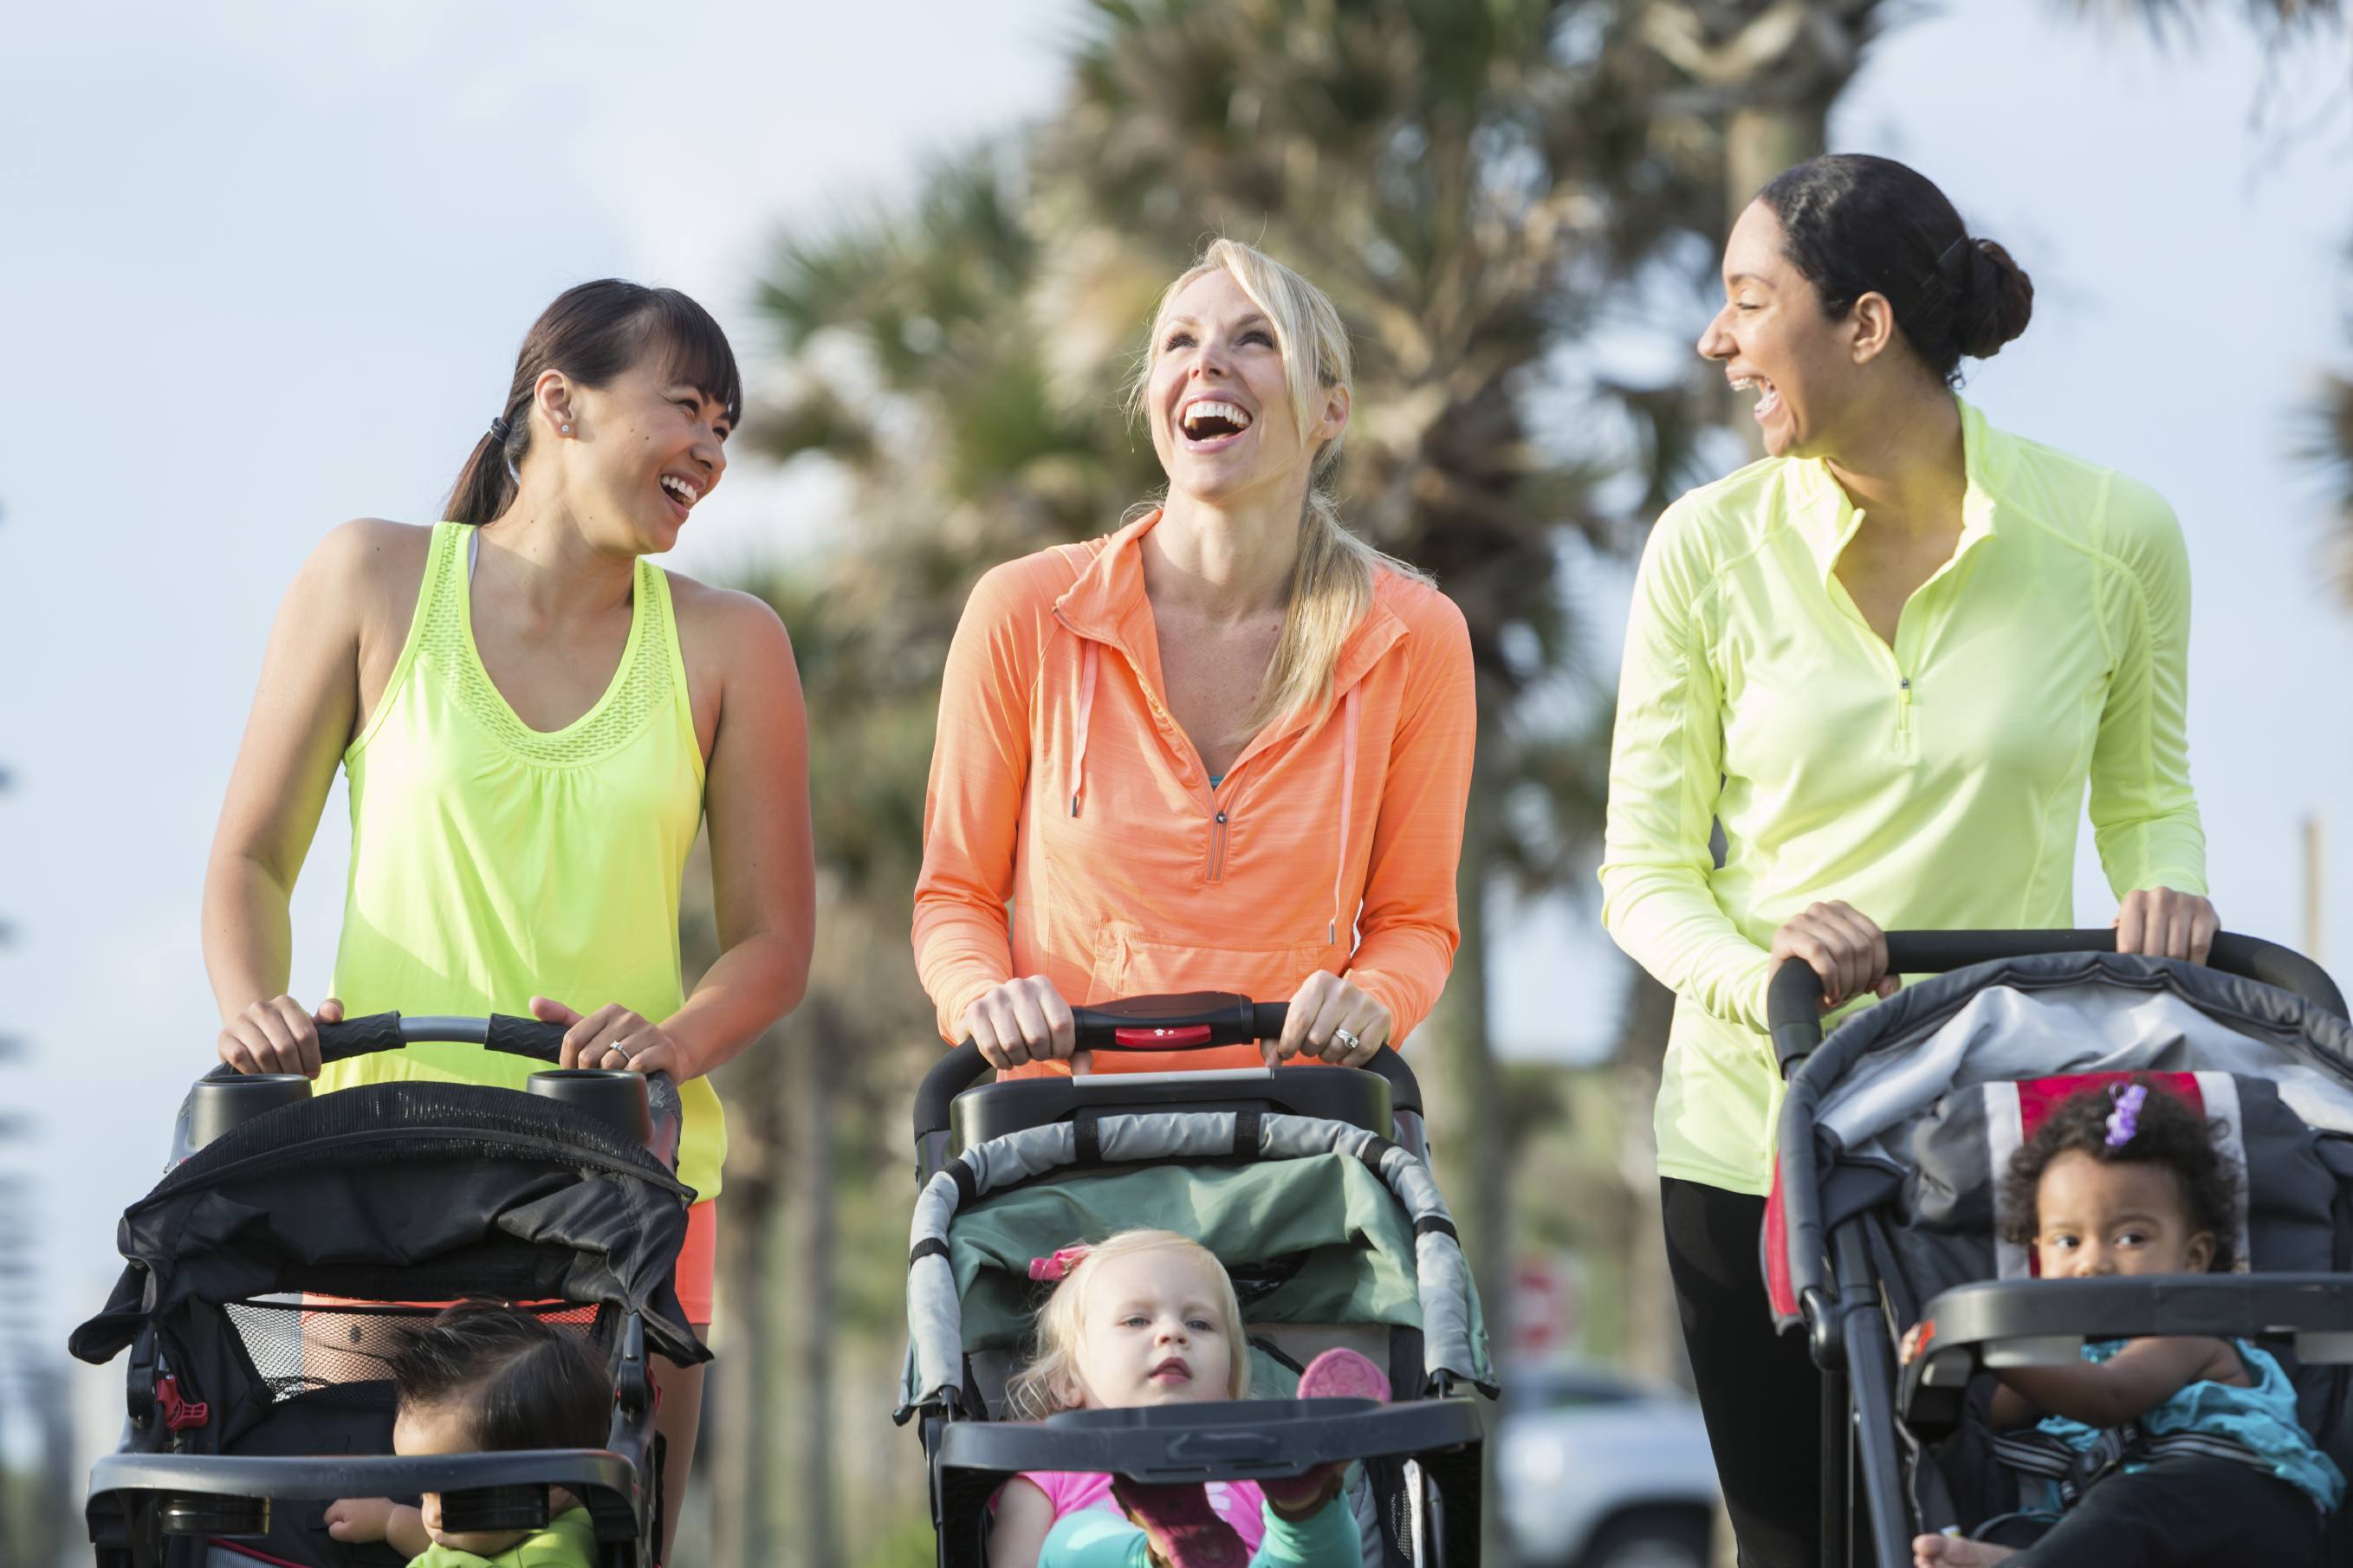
[1179,399,1254,449]
[1730,375,1782,423]
[658,473,700,521]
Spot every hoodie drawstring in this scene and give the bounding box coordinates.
[1329,686,1358,946]
[1071,640,1099,817]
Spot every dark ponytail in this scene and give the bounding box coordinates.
[446,280,743,526]
[1757,155,2034,387]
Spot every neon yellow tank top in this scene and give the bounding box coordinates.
[323,521,726,1200]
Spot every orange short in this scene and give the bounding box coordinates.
[675,1199,716,1328]
[298,1199,715,1338]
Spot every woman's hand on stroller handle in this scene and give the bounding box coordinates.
[530,997,693,1079]
[1770,901,1899,1014]
[217,993,343,1079]
[1271,971,1390,1068]
[963,976,1079,1070]
[2113,887,2218,966]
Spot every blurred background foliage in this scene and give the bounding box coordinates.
[646,2,2351,1565]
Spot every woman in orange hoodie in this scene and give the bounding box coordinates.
[913,240,1476,1076]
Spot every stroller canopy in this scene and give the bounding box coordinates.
[72,1080,708,1368]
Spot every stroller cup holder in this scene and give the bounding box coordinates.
[528,1068,654,1146]
[184,1074,312,1156]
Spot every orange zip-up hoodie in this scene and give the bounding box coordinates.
[912,510,1477,1075]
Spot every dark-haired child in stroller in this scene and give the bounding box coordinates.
[325,1301,613,1568]
[1904,1080,2343,1568]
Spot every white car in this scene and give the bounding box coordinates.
[1496,1362,1721,1568]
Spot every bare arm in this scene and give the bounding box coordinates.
[658,592,814,1079]
[201,522,386,1074]
[1994,1335,2242,1429]
[986,1476,1056,1568]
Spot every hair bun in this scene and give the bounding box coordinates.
[1953,236,2034,360]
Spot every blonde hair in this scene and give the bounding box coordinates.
[1130,239,1432,733]
[1003,1229,1251,1420]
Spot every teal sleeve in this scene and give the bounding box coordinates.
[1037,1510,1151,1568]
[1253,1495,1363,1568]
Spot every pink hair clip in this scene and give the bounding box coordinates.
[1028,1245,1092,1283]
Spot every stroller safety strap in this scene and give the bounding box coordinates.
[1992,1424,2273,1508]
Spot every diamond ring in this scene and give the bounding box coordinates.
[1330,1027,1361,1056]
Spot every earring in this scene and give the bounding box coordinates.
[560,423,572,435]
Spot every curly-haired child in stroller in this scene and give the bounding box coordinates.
[323,1302,612,1568]
[1906,1081,2344,1568]
[989,1230,1389,1568]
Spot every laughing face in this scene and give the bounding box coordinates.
[548,350,730,553]
[1697,199,1868,459]
[1143,267,1345,511]
[1067,1245,1237,1409]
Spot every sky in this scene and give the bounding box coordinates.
[5,0,2353,1483]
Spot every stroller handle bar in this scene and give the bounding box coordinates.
[312,1011,569,1064]
[1766,930,2347,1072]
[911,992,1423,1143]
[191,1012,682,1163]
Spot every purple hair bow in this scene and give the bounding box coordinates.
[2104,1084,2149,1149]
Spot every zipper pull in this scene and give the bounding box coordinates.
[1898,677,1912,703]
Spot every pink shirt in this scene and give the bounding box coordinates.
[1018,1471,1268,1551]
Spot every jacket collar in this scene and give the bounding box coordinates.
[1787,397,2009,584]
[1053,508,1411,745]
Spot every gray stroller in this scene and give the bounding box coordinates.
[1766,930,2353,1566]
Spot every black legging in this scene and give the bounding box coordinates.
[2011,1455,2325,1566]
[1662,1176,1824,1568]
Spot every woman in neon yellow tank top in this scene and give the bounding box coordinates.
[201,280,814,1558]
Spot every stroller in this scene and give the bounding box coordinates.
[898,992,1496,1568]
[69,1014,710,1568]
[1764,929,2353,1567]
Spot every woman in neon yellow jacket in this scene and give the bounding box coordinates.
[202,281,815,1561]
[1598,155,2215,1567]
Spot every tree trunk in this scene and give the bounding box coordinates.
[1426,758,1510,1565]
[781,1001,840,1568]
[1723,100,1827,231]
[706,1039,780,1568]
[1609,966,1688,1390]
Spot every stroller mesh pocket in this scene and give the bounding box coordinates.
[224,1297,603,1402]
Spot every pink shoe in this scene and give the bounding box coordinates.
[1262,1348,1391,1519]
[1295,1347,1390,1403]
[1109,1477,1249,1568]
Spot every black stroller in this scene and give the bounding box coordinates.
[898,993,1495,1568]
[69,1014,709,1567]
[1766,930,2353,1566]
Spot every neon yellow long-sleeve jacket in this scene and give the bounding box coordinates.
[1600,400,2207,1193]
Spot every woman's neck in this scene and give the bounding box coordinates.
[1823,378,1967,539]
[476,487,638,621]
[1147,485,1303,622]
